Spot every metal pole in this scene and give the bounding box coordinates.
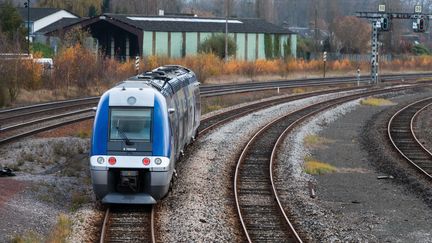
[27,0,30,55]
[357,68,360,86]
[371,21,379,84]
[323,60,326,78]
[225,0,229,61]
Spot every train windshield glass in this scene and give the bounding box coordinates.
[109,108,152,141]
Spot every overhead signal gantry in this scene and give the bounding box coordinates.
[356,4,431,84]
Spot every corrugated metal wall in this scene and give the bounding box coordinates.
[141,31,294,60]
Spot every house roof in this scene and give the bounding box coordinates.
[17,7,78,21]
[37,18,83,34]
[47,13,293,35]
[106,14,292,34]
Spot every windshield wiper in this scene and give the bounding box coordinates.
[116,123,133,146]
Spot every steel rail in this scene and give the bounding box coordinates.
[198,86,366,135]
[0,78,429,147]
[234,84,430,242]
[2,71,431,115]
[0,114,94,145]
[0,96,98,115]
[387,97,432,179]
[0,108,93,133]
[100,207,110,243]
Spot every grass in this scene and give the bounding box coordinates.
[74,129,92,139]
[203,104,223,113]
[70,191,90,212]
[304,158,337,175]
[292,87,306,94]
[303,135,332,147]
[360,97,395,106]
[46,214,72,243]
[11,214,71,243]
[10,231,42,243]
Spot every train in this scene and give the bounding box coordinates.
[90,65,200,204]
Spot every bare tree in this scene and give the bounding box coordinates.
[256,0,275,22]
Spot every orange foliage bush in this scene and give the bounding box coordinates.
[9,44,432,104]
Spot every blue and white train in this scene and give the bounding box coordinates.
[90,65,200,204]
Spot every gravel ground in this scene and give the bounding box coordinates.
[155,89,364,242]
[275,88,432,242]
[0,137,95,242]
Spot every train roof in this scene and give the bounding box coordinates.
[115,65,197,97]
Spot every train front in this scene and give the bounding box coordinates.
[89,84,173,204]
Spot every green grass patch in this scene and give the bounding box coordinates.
[70,191,90,212]
[360,97,395,106]
[203,104,223,113]
[303,135,332,147]
[74,129,92,139]
[292,87,306,94]
[304,159,337,175]
[10,231,42,243]
[47,214,72,243]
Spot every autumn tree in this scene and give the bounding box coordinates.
[38,0,102,17]
[332,16,370,54]
[256,0,275,23]
[0,1,26,44]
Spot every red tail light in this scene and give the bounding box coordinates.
[142,158,150,166]
[108,157,117,165]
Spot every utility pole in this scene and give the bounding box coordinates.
[323,51,327,78]
[225,0,228,62]
[371,20,379,84]
[24,0,30,55]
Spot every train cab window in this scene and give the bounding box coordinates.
[109,108,152,141]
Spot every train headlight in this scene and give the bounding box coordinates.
[97,157,105,164]
[142,158,151,166]
[155,158,162,165]
[108,157,117,165]
[127,96,136,105]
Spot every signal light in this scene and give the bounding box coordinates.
[419,18,425,32]
[108,157,117,165]
[142,158,151,166]
[382,17,389,31]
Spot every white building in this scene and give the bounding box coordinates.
[17,7,78,42]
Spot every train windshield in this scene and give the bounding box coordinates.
[109,108,152,141]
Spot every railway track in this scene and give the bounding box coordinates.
[388,97,432,179]
[198,86,364,135]
[233,84,431,242]
[100,205,155,243]
[0,84,363,146]
[0,72,430,146]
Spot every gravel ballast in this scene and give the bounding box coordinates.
[1,86,432,242]
[0,137,95,242]
[155,89,367,242]
[275,89,432,242]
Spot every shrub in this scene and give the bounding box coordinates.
[31,43,54,58]
[412,44,430,56]
[198,34,236,59]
